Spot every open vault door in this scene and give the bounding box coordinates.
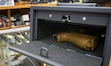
[9,41,102,66]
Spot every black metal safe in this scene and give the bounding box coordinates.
[10,6,111,66]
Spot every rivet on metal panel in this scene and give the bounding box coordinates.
[49,14,52,17]
[82,16,87,21]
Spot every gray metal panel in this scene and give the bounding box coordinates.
[103,15,111,66]
[31,6,111,14]
[30,8,38,41]
[9,41,102,66]
[37,10,108,26]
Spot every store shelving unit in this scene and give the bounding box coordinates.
[0,2,57,66]
[0,2,57,30]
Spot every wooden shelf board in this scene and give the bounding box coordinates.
[0,3,57,10]
[12,25,30,28]
[0,27,10,30]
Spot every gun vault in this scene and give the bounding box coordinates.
[10,6,111,66]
